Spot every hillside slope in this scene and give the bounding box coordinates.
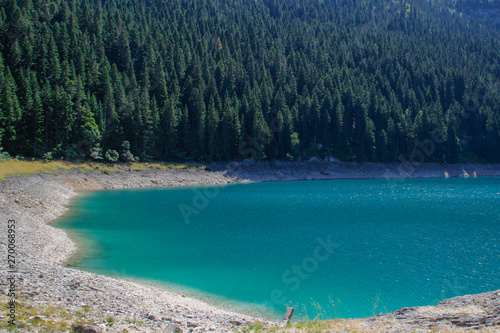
[0,0,499,162]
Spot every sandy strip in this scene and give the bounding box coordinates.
[1,161,500,332]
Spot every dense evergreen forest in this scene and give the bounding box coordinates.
[0,0,499,162]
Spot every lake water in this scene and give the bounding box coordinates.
[55,178,500,320]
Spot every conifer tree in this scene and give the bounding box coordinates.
[221,97,241,160]
[205,95,219,159]
[0,67,21,152]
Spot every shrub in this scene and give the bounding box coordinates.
[120,141,136,163]
[51,143,64,159]
[105,150,119,162]
[90,145,104,160]
[42,152,53,162]
[0,147,11,161]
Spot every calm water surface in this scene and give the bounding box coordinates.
[56,178,500,319]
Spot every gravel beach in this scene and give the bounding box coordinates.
[1,161,500,332]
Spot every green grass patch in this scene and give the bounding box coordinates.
[0,297,93,332]
[0,160,208,181]
[0,160,89,181]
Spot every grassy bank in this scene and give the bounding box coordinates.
[0,159,206,182]
[241,319,365,333]
[242,320,499,333]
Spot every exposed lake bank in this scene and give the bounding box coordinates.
[1,161,500,332]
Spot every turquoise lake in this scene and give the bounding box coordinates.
[56,178,500,320]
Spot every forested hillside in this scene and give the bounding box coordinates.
[0,0,499,162]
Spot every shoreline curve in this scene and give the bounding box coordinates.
[1,161,500,332]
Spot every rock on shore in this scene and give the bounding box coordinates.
[364,290,500,332]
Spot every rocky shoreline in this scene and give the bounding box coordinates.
[1,161,500,332]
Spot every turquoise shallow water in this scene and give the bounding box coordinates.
[55,178,500,319]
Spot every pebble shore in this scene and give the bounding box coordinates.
[1,161,500,332]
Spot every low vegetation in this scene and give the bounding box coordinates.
[240,319,499,333]
[0,296,149,332]
[0,159,82,181]
[0,296,93,332]
[240,319,365,332]
[0,158,207,181]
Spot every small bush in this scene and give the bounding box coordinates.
[0,147,11,161]
[105,149,119,162]
[90,145,104,160]
[120,141,136,163]
[120,151,134,162]
[42,151,53,162]
[51,143,64,159]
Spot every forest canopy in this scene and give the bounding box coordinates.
[0,0,499,162]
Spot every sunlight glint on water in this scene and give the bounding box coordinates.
[56,178,500,319]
